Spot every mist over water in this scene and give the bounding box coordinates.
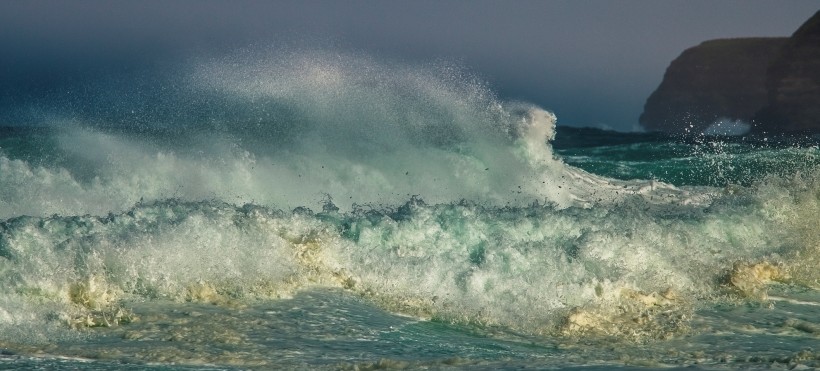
[1,49,692,218]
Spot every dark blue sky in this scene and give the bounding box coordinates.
[1,0,817,131]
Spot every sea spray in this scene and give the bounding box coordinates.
[1,50,694,219]
[0,50,819,368]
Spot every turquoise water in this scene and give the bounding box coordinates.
[0,52,818,369]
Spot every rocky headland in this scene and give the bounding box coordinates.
[640,10,820,135]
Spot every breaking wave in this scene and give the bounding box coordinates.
[0,50,818,343]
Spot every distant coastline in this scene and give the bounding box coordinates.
[641,10,820,135]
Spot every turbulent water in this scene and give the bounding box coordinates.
[1,51,819,370]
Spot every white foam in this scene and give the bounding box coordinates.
[703,118,751,136]
[1,168,819,340]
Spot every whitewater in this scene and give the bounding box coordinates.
[0,51,819,369]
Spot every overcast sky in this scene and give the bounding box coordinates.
[1,0,817,131]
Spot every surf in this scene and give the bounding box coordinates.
[0,51,819,367]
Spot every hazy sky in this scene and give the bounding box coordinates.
[1,0,817,131]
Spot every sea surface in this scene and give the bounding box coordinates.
[1,52,819,370]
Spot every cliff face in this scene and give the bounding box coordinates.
[753,11,820,133]
[641,10,820,134]
[640,38,786,133]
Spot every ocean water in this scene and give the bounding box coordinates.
[1,52,819,370]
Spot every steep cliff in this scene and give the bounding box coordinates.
[641,10,820,134]
[639,38,786,134]
[753,10,820,133]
